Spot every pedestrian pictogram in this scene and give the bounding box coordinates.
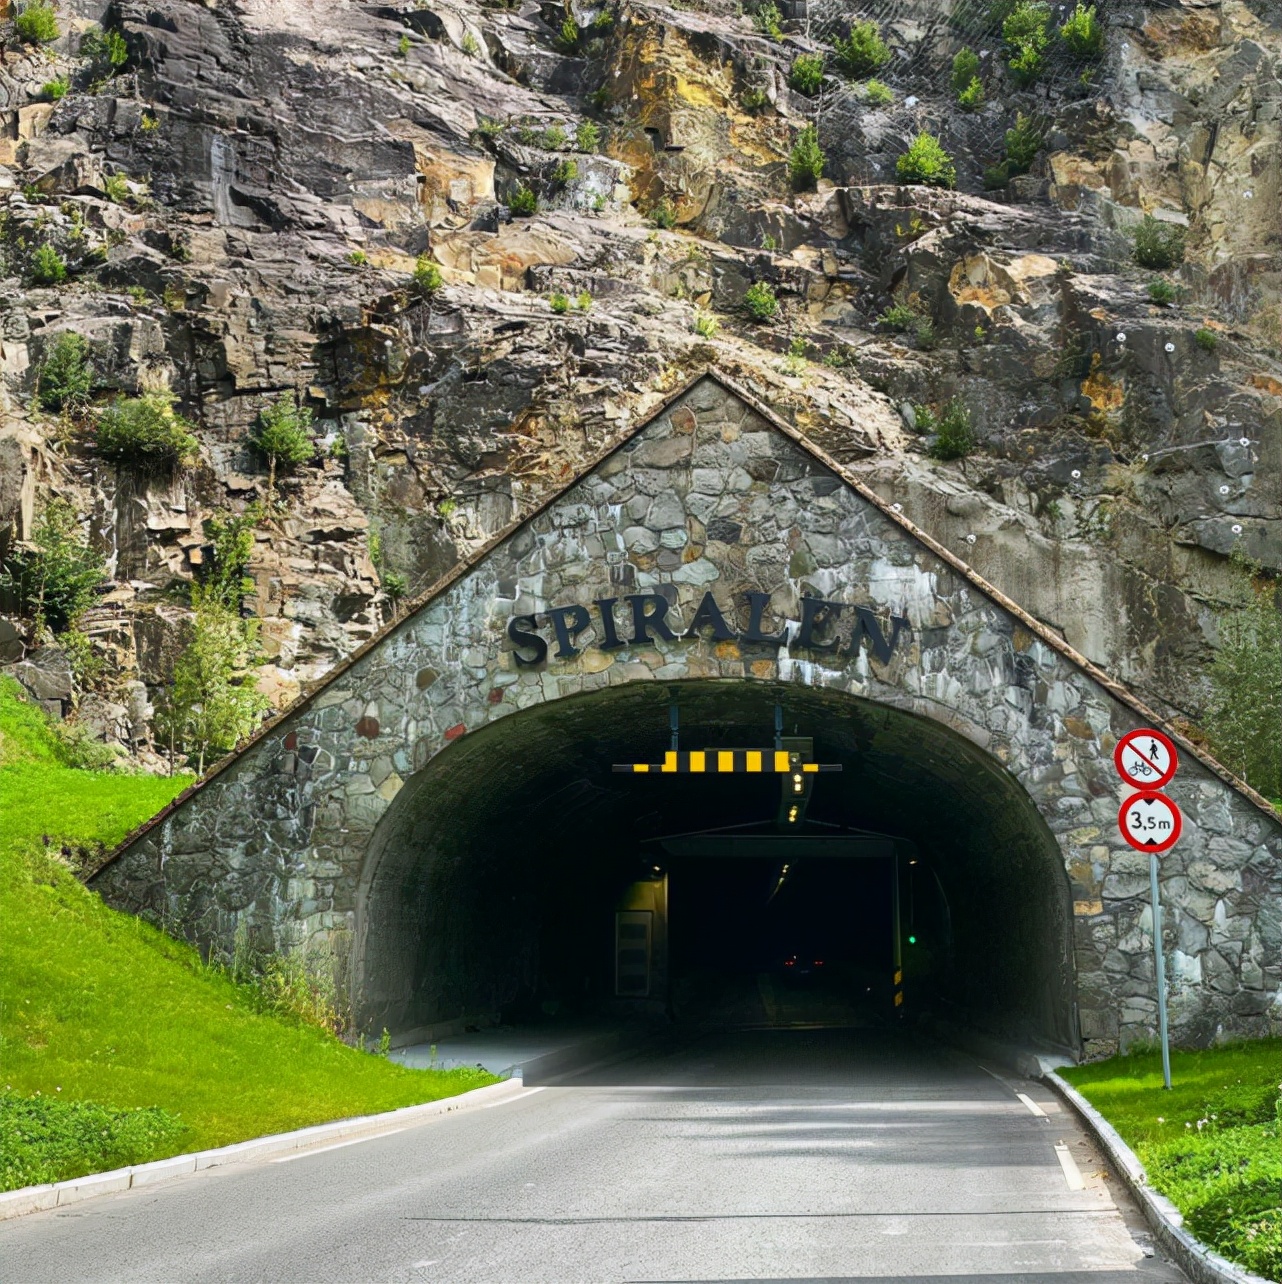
[1118,790,1183,854]
[1113,728,1178,790]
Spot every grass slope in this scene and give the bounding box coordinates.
[1063,1041,1282,1279]
[0,677,495,1190]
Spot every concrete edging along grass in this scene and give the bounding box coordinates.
[0,1076,525,1222]
[1043,1070,1273,1284]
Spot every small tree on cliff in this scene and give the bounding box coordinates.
[159,585,270,775]
[250,395,314,501]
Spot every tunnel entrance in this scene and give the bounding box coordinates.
[354,679,1077,1052]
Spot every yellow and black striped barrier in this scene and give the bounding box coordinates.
[613,750,841,774]
[893,969,904,1010]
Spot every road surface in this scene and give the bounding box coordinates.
[0,1027,1185,1284]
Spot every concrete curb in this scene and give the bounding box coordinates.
[0,1076,524,1223]
[1043,1071,1272,1284]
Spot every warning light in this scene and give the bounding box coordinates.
[908,934,918,945]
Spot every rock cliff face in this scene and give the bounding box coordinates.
[0,0,1278,752]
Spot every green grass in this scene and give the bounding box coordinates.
[0,677,497,1190]
[1063,1041,1282,1279]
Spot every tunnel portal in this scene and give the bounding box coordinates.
[355,680,1076,1049]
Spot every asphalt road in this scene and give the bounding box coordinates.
[1,1027,1186,1284]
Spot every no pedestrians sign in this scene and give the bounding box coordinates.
[1113,728,1178,790]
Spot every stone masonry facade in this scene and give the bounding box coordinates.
[92,375,1282,1055]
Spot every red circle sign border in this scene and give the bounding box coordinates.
[1118,790,1183,854]
[1113,727,1179,790]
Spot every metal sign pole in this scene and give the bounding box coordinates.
[1149,852,1172,1090]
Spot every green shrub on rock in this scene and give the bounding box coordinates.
[1194,327,1218,353]
[95,392,200,472]
[789,53,824,96]
[509,185,538,216]
[864,79,893,106]
[950,47,981,96]
[1002,1,1051,85]
[37,332,94,413]
[929,399,975,461]
[831,19,890,78]
[788,124,825,191]
[1003,112,1043,174]
[1133,215,1186,269]
[957,76,984,110]
[752,2,783,39]
[1059,2,1103,57]
[574,120,600,152]
[1147,279,1180,307]
[412,255,443,293]
[15,1,60,44]
[895,132,956,189]
[30,245,67,286]
[743,281,779,323]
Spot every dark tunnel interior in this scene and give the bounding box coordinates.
[353,680,1077,1050]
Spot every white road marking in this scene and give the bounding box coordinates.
[1016,1092,1047,1117]
[482,1087,544,1108]
[271,1129,406,1162]
[1054,1140,1086,1190]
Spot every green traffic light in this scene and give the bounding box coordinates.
[908,934,917,944]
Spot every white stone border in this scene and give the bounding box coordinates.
[0,1076,523,1222]
[1043,1070,1273,1284]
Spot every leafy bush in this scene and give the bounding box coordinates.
[950,47,981,95]
[741,86,770,113]
[957,76,984,110]
[694,312,719,338]
[15,1,59,44]
[396,32,410,55]
[878,302,919,332]
[788,124,825,191]
[743,281,779,323]
[1002,1,1051,85]
[1195,327,1218,352]
[80,25,128,68]
[509,184,537,216]
[460,31,480,56]
[651,199,677,229]
[929,399,975,461]
[37,332,94,413]
[103,172,129,204]
[896,131,956,189]
[541,123,567,150]
[0,1092,187,1191]
[864,78,893,105]
[557,14,579,50]
[574,120,600,152]
[412,255,443,293]
[1147,279,1180,307]
[95,393,199,472]
[831,19,890,77]
[202,508,260,607]
[1059,2,1103,57]
[983,163,1011,189]
[41,76,69,101]
[1133,214,1186,269]
[1004,112,1043,174]
[549,292,570,314]
[30,244,67,286]
[250,394,313,494]
[752,1,783,39]
[576,291,592,311]
[0,499,104,634]
[347,249,367,266]
[552,158,578,184]
[789,53,824,96]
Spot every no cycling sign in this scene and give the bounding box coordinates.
[1113,727,1178,790]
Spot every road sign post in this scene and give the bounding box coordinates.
[1115,728,1181,1091]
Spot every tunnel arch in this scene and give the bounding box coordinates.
[354,678,1077,1049]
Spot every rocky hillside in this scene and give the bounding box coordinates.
[0,0,1278,761]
